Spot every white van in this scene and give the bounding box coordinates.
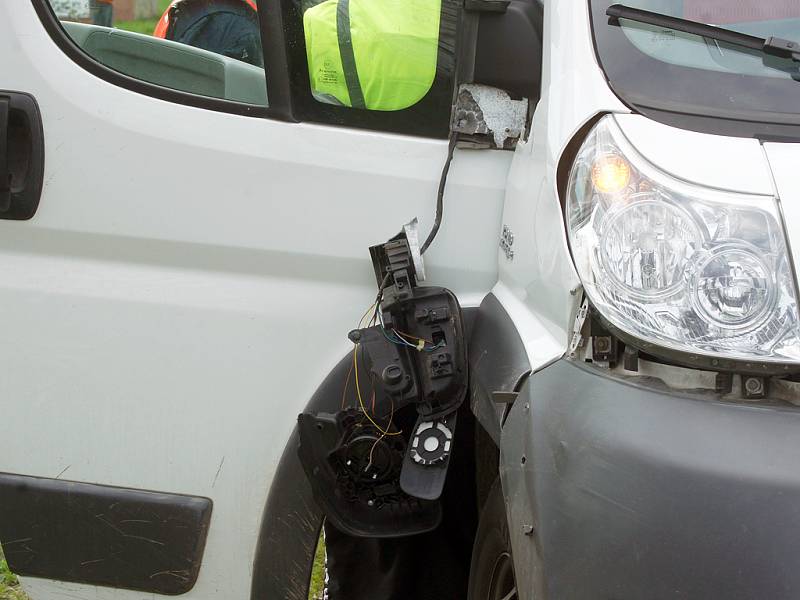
[3,1,800,599]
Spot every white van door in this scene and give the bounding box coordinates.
[0,1,512,598]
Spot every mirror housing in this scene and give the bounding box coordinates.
[472,0,543,103]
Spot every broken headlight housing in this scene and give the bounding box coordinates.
[566,115,800,366]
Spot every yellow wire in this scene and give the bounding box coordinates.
[366,395,395,472]
[394,329,433,345]
[367,432,386,473]
[346,300,378,414]
[353,345,401,437]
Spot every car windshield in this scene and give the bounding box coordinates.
[590,1,800,139]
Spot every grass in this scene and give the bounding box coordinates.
[0,545,29,600]
[308,532,326,600]
[115,0,172,35]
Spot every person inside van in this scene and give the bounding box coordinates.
[90,0,113,27]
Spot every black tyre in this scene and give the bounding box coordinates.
[467,479,518,600]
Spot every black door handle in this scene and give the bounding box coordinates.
[0,97,10,212]
[0,92,44,220]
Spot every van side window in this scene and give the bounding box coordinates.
[45,0,268,107]
[302,0,441,111]
[292,0,458,137]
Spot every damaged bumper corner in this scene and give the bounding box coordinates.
[501,359,800,600]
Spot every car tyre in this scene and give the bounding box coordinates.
[467,478,518,600]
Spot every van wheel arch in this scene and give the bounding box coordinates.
[252,333,482,599]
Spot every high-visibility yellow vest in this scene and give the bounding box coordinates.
[303,0,441,111]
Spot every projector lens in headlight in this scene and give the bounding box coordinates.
[566,115,800,364]
[692,245,773,329]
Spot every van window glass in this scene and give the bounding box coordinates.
[46,0,268,106]
[289,0,457,137]
[302,0,442,111]
[590,0,800,139]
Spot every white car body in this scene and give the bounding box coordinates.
[3,0,800,599]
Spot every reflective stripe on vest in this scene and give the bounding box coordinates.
[304,0,442,111]
[335,0,367,109]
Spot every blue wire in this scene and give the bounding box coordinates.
[380,326,446,353]
[380,326,413,347]
[423,342,446,353]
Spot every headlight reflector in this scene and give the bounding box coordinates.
[599,196,702,297]
[567,116,800,364]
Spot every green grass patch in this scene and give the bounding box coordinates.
[115,0,171,36]
[308,531,326,600]
[0,545,29,600]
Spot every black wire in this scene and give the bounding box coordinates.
[420,133,459,254]
[377,272,391,299]
[372,272,391,322]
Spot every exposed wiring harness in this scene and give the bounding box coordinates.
[378,312,445,353]
[343,259,451,472]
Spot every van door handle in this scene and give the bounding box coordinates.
[0,97,10,212]
[0,91,44,220]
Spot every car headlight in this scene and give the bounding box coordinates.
[566,115,800,365]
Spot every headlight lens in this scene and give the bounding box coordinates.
[567,116,800,363]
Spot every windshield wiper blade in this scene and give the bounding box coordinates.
[607,4,800,63]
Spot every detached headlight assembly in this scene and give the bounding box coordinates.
[567,115,800,366]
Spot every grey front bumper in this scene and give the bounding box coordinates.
[501,359,800,600]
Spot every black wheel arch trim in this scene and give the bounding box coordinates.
[250,307,479,599]
[249,354,350,600]
[468,293,531,446]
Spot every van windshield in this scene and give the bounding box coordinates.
[590,1,800,139]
